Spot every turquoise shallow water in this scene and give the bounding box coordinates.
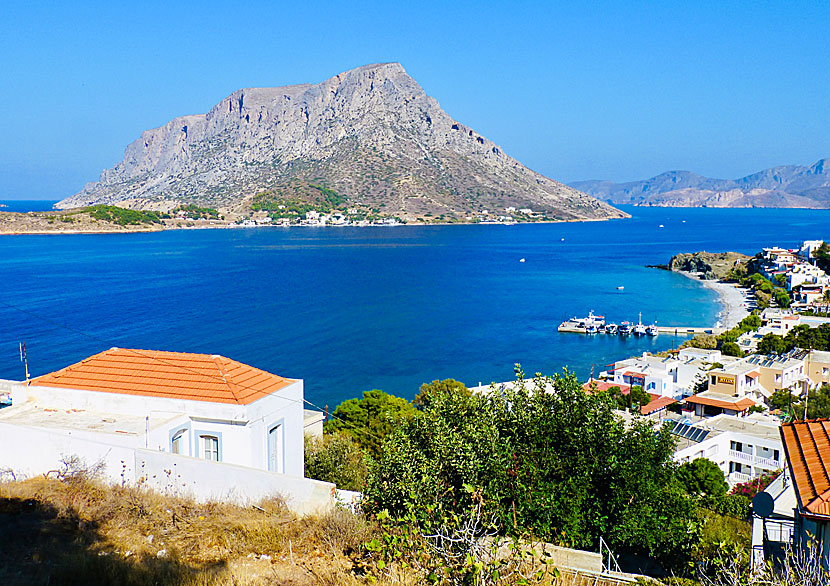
[1,204,828,408]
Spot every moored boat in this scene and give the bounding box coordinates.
[646,324,658,336]
[618,321,631,335]
[605,323,618,334]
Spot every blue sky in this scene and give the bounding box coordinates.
[2,1,829,199]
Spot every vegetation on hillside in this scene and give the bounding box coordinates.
[683,312,762,357]
[86,205,166,226]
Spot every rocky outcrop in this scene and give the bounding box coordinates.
[668,252,751,280]
[58,63,625,222]
[571,159,830,209]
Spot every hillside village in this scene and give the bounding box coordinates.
[2,240,830,584]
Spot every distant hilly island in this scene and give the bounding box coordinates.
[571,158,830,208]
[57,63,624,223]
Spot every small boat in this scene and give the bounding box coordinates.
[646,324,658,336]
[519,258,526,263]
[659,224,664,228]
[633,312,647,336]
[618,321,631,335]
[586,323,598,334]
[605,323,618,335]
[616,286,624,290]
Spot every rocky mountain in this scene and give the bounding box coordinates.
[58,63,624,222]
[571,159,830,208]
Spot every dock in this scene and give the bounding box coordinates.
[655,325,725,336]
[558,323,724,336]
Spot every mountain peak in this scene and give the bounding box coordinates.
[58,64,624,222]
[571,158,830,208]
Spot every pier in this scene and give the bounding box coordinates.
[558,323,724,336]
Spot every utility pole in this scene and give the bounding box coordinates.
[19,342,30,385]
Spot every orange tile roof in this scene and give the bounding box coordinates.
[684,394,756,412]
[781,420,830,518]
[640,396,677,415]
[30,348,295,405]
[582,381,631,393]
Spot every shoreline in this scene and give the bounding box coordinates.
[675,270,751,329]
[0,215,627,236]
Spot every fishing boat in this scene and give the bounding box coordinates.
[557,310,605,333]
[633,313,647,336]
[646,323,658,336]
[605,323,618,335]
[618,321,631,335]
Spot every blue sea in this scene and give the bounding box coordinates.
[1,202,828,409]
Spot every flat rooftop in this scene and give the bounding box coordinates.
[0,401,183,436]
[694,413,781,441]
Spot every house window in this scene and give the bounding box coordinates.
[171,429,186,455]
[711,375,717,385]
[201,435,220,461]
[730,441,742,452]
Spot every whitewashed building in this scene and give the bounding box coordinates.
[0,348,335,512]
[671,414,785,486]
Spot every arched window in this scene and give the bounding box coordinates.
[171,429,186,455]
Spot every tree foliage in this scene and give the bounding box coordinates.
[304,432,368,491]
[815,241,830,273]
[676,458,728,498]
[365,369,697,568]
[413,378,471,409]
[324,389,416,458]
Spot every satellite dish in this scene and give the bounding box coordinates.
[753,491,774,518]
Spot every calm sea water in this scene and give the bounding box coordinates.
[1,204,828,408]
[1,200,59,213]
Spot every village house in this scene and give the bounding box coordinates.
[0,348,335,513]
[609,348,730,400]
[746,351,810,396]
[779,419,830,565]
[682,391,757,418]
[671,414,785,486]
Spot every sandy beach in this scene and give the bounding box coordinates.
[677,271,751,329]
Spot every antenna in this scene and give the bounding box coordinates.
[19,342,30,384]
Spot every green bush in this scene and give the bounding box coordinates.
[324,389,416,458]
[365,369,698,569]
[677,458,728,498]
[304,433,368,491]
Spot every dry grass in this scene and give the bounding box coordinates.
[0,476,373,586]
[0,477,591,586]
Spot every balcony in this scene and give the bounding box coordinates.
[728,450,781,470]
[728,471,751,484]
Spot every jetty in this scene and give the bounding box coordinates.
[558,323,724,336]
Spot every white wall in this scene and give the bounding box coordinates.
[0,420,334,515]
[8,379,306,477]
[674,429,784,486]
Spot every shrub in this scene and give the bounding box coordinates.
[304,433,368,491]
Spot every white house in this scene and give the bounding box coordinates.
[0,348,335,513]
[671,413,784,486]
[780,419,830,566]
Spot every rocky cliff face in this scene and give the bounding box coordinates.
[668,252,751,280]
[59,63,625,222]
[571,159,830,209]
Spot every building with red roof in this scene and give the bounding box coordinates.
[0,348,333,512]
